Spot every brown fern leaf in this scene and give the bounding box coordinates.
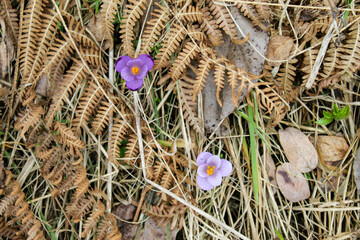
[319,42,339,80]
[336,19,360,75]
[96,213,122,240]
[80,46,106,68]
[0,218,25,240]
[27,36,75,103]
[124,126,154,165]
[108,118,131,165]
[175,5,203,23]
[140,3,170,55]
[192,51,214,101]
[252,81,288,126]
[72,80,106,133]
[200,7,223,47]
[237,3,269,32]
[54,122,85,155]
[144,203,187,230]
[0,170,45,240]
[98,0,120,49]
[155,23,187,71]
[91,96,120,135]
[81,201,106,237]
[226,63,252,107]
[213,59,227,107]
[169,41,200,81]
[20,10,60,102]
[120,0,150,57]
[14,103,45,138]
[209,1,237,39]
[254,0,271,21]
[67,17,98,49]
[187,24,206,42]
[25,121,45,149]
[178,77,203,134]
[0,0,19,41]
[66,194,96,222]
[267,58,298,102]
[18,0,44,77]
[45,62,88,128]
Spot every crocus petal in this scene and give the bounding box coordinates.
[218,159,232,177]
[134,65,148,80]
[207,171,222,186]
[115,56,131,73]
[197,152,213,166]
[139,54,154,70]
[197,175,214,191]
[197,164,209,177]
[126,58,144,67]
[121,67,135,82]
[126,78,143,91]
[207,155,221,168]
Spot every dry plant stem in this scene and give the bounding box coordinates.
[0,0,24,166]
[305,21,335,89]
[133,93,250,240]
[107,48,114,209]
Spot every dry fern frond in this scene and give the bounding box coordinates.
[178,77,203,134]
[192,52,214,101]
[96,213,122,240]
[140,3,170,55]
[200,7,223,47]
[91,96,120,135]
[18,0,44,77]
[25,121,45,149]
[213,58,227,107]
[175,5,203,23]
[155,23,187,71]
[108,118,131,165]
[54,122,85,155]
[46,62,88,128]
[97,0,120,49]
[251,81,288,126]
[187,24,206,42]
[72,80,106,133]
[169,40,200,80]
[80,46,106,68]
[14,103,45,138]
[120,0,150,57]
[0,170,45,240]
[336,19,360,75]
[266,58,298,102]
[0,0,19,41]
[124,126,154,165]
[81,201,106,237]
[237,2,269,32]
[209,1,237,39]
[227,63,254,107]
[20,10,60,102]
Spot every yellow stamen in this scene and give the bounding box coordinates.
[132,67,139,75]
[207,166,216,176]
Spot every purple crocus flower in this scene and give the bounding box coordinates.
[196,152,232,191]
[115,54,154,91]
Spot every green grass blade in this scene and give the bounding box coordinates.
[248,104,259,203]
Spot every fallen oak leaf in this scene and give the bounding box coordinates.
[279,127,318,173]
[276,163,310,202]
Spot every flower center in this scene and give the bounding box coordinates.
[207,166,216,176]
[132,66,139,75]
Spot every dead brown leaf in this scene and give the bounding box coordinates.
[265,153,277,188]
[279,127,318,173]
[266,35,294,67]
[276,163,310,202]
[114,204,140,240]
[354,147,360,197]
[137,217,179,240]
[0,17,15,80]
[317,136,349,171]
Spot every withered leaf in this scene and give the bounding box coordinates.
[266,35,294,67]
[317,136,349,170]
[279,127,318,173]
[265,153,277,188]
[354,147,360,197]
[276,163,310,202]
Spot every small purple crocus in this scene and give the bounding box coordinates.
[196,152,232,191]
[115,54,154,91]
